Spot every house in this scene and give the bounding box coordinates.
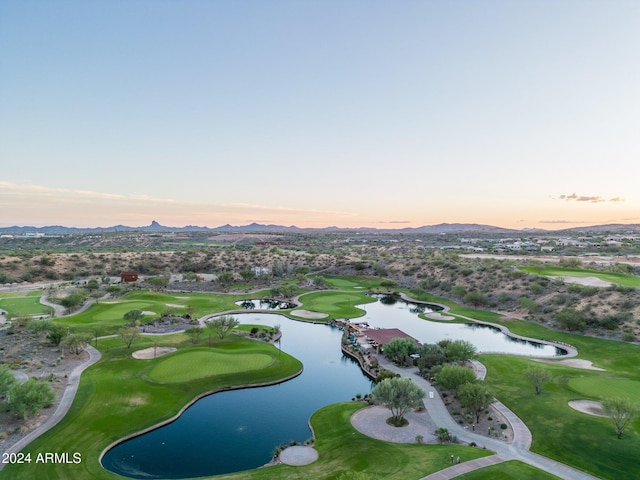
[361,328,421,353]
[120,271,139,282]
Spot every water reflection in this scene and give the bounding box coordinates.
[235,299,296,310]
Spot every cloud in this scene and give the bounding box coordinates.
[557,193,624,203]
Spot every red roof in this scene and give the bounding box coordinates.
[363,328,420,347]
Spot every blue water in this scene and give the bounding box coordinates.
[101,314,372,479]
[102,296,563,478]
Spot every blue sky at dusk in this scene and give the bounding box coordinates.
[1,1,638,229]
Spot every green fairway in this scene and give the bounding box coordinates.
[296,290,376,319]
[0,290,50,318]
[54,289,257,334]
[519,266,640,288]
[320,275,391,291]
[453,460,561,479]
[148,350,274,383]
[567,376,640,402]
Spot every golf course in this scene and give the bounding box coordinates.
[1,275,639,479]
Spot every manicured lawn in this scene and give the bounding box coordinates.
[296,291,376,320]
[481,353,640,480]
[519,266,640,288]
[3,333,302,480]
[54,289,261,334]
[320,275,391,291]
[453,460,561,479]
[215,402,492,480]
[0,290,51,318]
[567,376,640,402]
[148,349,274,383]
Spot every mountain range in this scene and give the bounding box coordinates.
[1,221,639,235]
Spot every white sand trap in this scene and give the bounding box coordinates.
[142,311,156,316]
[291,309,328,319]
[535,359,605,371]
[552,276,612,287]
[279,446,318,466]
[569,400,607,417]
[132,347,177,359]
[425,312,455,321]
[175,296,190,299]
[165,303,186,308]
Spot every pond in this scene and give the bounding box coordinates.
[101,313,372,479]
[362,295,564,356]
[102,295,564,478]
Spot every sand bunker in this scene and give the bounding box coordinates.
[132,347,177,359]
[425,312,455,321]
[290,309,329,319]
[142,311,156,316]
[278,445,318,466]
[552,276,612,287]
[165,304,186,308]
[535,359,605,371]
[569,400,607,417]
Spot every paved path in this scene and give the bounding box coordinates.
[374,356,599,480]
[0,346,102,467]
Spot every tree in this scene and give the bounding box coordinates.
[215,271,235,288]
[375,369,399,384]
[47,324,68,346]
[61,333,91,355]
[417,344,446,373]
[555,308,585,332]
[435,365,477,391]
[524,367,552,395]
[444,339,476,365]
[182,271,202,282]
[60,293,84,312]
[184,326,204,344]
[463,291,489,307]
[0,364,17,399]
[7,378,55,419]
[602,398,638,439]
[206,315,240,340]
[118,327,140,349]
[458,381,494,424]
[239,270,256,283]
[371,377,425,426]
[124,309,144,324]
[383,337,418,365]
[147,276,169,290]
[86,279,100,291]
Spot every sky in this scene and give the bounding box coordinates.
[1,0,639,230]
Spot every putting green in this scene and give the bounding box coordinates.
[148,350,274,383]
[568,376,640,402]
